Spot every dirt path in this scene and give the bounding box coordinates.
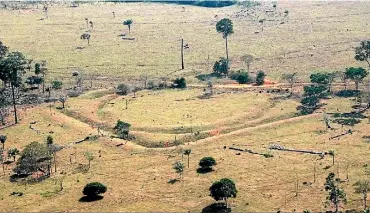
[181,113,321,147]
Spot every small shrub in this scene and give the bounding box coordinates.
[51,80,63,90]
[262,153,273,158]
[82,182,107,198]
[173,77,186,88]
[198,157,216,173]
[116,83,131,95]
[256,71,266,85]
[147,80,156,89]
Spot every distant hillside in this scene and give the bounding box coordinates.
[105,0,236,7]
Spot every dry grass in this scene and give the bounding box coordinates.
[0,1,369,85]
[0,96,369,212]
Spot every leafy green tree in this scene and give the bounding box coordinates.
[345,67,368,91]
[0,135,6,150]
[173,161,184,180]
[324,173,346,213]
[183,149,191,168]
[13,141,50,175]
[7,148,19,162]
[114,120,131,139]
[84,152,94,169]
[213,57,229,76]
[173,77,186,88]
[216,18,234,61]
[353,180,370,209]
[209,178,237,208]
[123,19,133,34]
[355,40,370,67]
[310,72,330,86]
[256,71,266,85]
[83,182,107,198]
[0,52,27,123]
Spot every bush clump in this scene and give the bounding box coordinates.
[83,182,107,198]
[172,77,186,88]
[198,157,216,173]
[116,83,131,95]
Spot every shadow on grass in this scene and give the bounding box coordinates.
[79,195,104,202]
[332,112,367,126]
[335,90,359,98]
[167,179,179,184]
[201,203,231,213]
[196,167,213,174]
[195,73,222,81]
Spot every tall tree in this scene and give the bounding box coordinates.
[123,19,133,34]
[345,67,368,91]
[216,18,234,61]
[0,52,27,123]
[0,135,6,150]
[183,149,191,168]
[354,180,370,209]
[324,173,347,213]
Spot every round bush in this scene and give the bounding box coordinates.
[83,182,107,197]
[199,157,217,169]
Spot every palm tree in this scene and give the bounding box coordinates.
[216,18,234,61]
[123,19,133,34]
[85,18,89,29]
[184,149,191,168]
[0,135,6,150]
[173,161,184,180]
[259,19,266,32]
[80,33,91,45]
[329,150,335,165]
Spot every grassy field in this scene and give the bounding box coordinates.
[0,91,369,212]
[1,1,370,212]
[0,1,369,85]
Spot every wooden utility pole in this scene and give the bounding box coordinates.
[181,38,184,70]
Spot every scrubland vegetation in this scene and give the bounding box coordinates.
[0,0,370,212]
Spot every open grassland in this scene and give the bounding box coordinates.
[64,88,299,147]
[0,92,369,212]
[0,1,370,85]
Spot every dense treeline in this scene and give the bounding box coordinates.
[105,0,236,8]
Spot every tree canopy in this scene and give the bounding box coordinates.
[209,178,237,207]
[216,18,234,39]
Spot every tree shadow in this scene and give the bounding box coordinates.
[332,112,366,126]
[196,167,213,174]
[335,90,359,98]
[195,73,222,81]
[79,195,104,202]
[201,203,231,213]
[167,179,179,184]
